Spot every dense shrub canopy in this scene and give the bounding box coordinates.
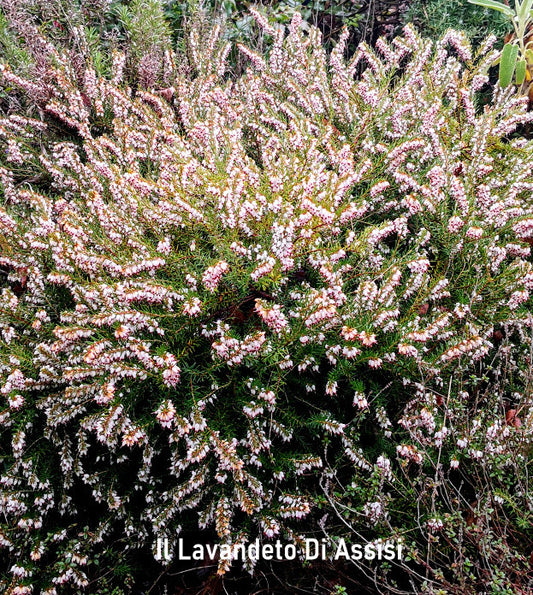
[1,11,533,594]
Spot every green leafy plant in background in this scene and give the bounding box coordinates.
[115,0,171,56]
[468,0,533,88]
[403,0,509,49]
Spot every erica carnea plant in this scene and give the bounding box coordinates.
[0,0,174,98]
[1,11,533,594]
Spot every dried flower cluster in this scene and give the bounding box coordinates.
[0,11,533,593]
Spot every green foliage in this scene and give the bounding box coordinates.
[516,56,527,83]
[469,0,533,90]
[468,0,515,17]
[0,11,31,74]
[115,0,171,57]
[404,0,510,46]
[499,42,519,86]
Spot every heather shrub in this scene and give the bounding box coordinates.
[0,0,174,97]
[1,13,533,594]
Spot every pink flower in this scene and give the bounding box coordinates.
[447,216,464,233]
[398,343,418,357]
[255,299,289,334]
[114,325,130,340]
[156,400,176,428]
[95,381,115,405]
[161,354,181,387]
[325,381,338,395]
[202,261,229,292]
[7,393,24,409]
[122,426,146,446]
[354,391,368,409]
[466,226,483,240]
[183,297,202,316]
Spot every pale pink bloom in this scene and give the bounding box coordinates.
[398,343,418,357]
[341,327,377,346]
[202,260,229,292]
[156,237,172,255]
[259,390,276,404]
[95,382,115,405]
[396,444,423,464]
[325,381,338,395]
[255,299,289,334]
[183,297,202,316]
[447,216,464,233]
[508,290,529,310]
[7,393,24,409]
[122,426,146,446]
[115,325,130,340]
[359,331,377,346]
[363,501,383,521]
[156,400,176,428]
[427,518,444,532]
[354,391,368,409]
[466,226,483,240]
[162,360,181,387]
